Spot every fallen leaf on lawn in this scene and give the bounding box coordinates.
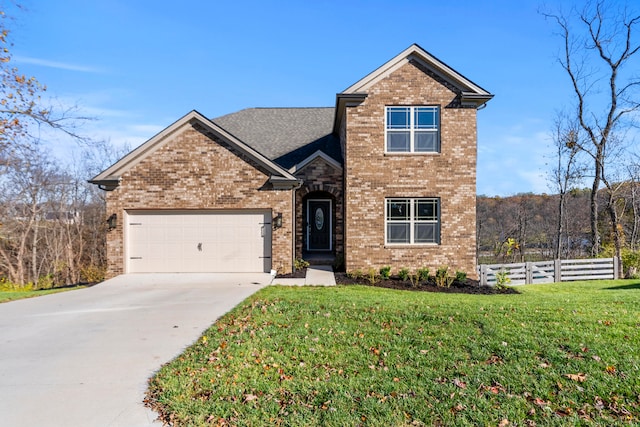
[606,365,616,374]
[565,373,587,382]
[243,394,258,402]
[453,378,467,389]
[534,397,549,406]
[499,419,510,427]
[592,355,601,362]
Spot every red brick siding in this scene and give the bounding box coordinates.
[343,60,478,278]
[105,125,293,277]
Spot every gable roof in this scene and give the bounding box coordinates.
[212,107,340,169]
[89,110,299,190]
[334,43,494,132]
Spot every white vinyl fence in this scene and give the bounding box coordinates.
[478,257,619,286]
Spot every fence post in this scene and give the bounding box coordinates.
[526,262,533,284]
[554,259,561,283]
[614,257,619,280]
[480,264,487,286]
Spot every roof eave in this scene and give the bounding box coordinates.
[333,93,368,134]
[461,92,495,108]
[87,177,120,191]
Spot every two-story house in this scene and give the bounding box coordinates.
[90,44,492,278]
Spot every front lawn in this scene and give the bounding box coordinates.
[0,286,86,303]
[147,281,640,426]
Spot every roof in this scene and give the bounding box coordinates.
[212,107,341,169]
[89,110,300,190]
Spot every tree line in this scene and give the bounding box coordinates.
[477,185,640,272]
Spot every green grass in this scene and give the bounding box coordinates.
[0,286,86,303]
[147,281,640,426]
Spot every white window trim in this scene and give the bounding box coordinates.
[384,106,440,153]
[385,198,440,245]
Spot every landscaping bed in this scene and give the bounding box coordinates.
[334,273,519,294]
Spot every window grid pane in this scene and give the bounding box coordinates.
[386,198,440,245]
[387,107,410,129]
[385,106,440,153]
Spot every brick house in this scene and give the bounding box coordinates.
[90,44,492,277]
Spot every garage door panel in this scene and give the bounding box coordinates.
[127,211,271,273]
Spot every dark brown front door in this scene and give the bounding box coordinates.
[307,199,332,251]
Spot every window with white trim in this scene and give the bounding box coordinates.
[385,106,440,153]
[386,198,440,244]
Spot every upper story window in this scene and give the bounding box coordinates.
[385,106,440,153]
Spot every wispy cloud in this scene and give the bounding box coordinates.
[13,56,104,73]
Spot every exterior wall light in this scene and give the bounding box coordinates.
[273,213,283,229]
[107,213,117,231]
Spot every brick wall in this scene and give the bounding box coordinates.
[343,60,478,278]
[105,124,293,277]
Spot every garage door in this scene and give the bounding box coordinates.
[126,210,272,273]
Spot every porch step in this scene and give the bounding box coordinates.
[303,253,335,266]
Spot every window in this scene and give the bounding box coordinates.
[385,106,440,153]
[386,198,440,244]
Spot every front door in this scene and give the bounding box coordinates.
[307,199,332,251]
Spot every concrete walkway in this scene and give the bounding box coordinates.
[272,265,336,286]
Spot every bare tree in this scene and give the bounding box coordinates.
[542,1,640,259]
[549,113,586,259]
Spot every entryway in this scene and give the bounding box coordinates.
[306,199,332,251]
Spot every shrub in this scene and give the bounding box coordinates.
[0,278,34,292]
[379,266,391,280]
[347,269,364,280]
[36,274,55,290]
[417,267,430,282]
[81,264,106,284]
[398,268,410,281]
[294,258,310,270]
[455,270,467,283]
[435,266,454,288]
[495,270,511,289]
[366,268,379,285]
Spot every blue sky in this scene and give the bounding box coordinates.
[5,0,609,195]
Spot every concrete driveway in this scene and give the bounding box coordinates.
[0,273,271,427]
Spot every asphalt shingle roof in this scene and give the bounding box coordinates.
[212,107,341,169]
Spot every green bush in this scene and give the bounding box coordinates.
[366,268,379,285]
[294,258,310,270]
[417,267,430,281]
[81,264,107,283]
[379,266,391,280]
[0,277,34,292]
[347,269,364,280]
[398,268,410,281]
[434,266,454,288]
[495,270,511,289]
[455,270,467,283]
[36,274,55,290]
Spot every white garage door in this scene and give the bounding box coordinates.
[126,210,272,273]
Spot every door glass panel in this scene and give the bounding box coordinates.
[315,208,324,230]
